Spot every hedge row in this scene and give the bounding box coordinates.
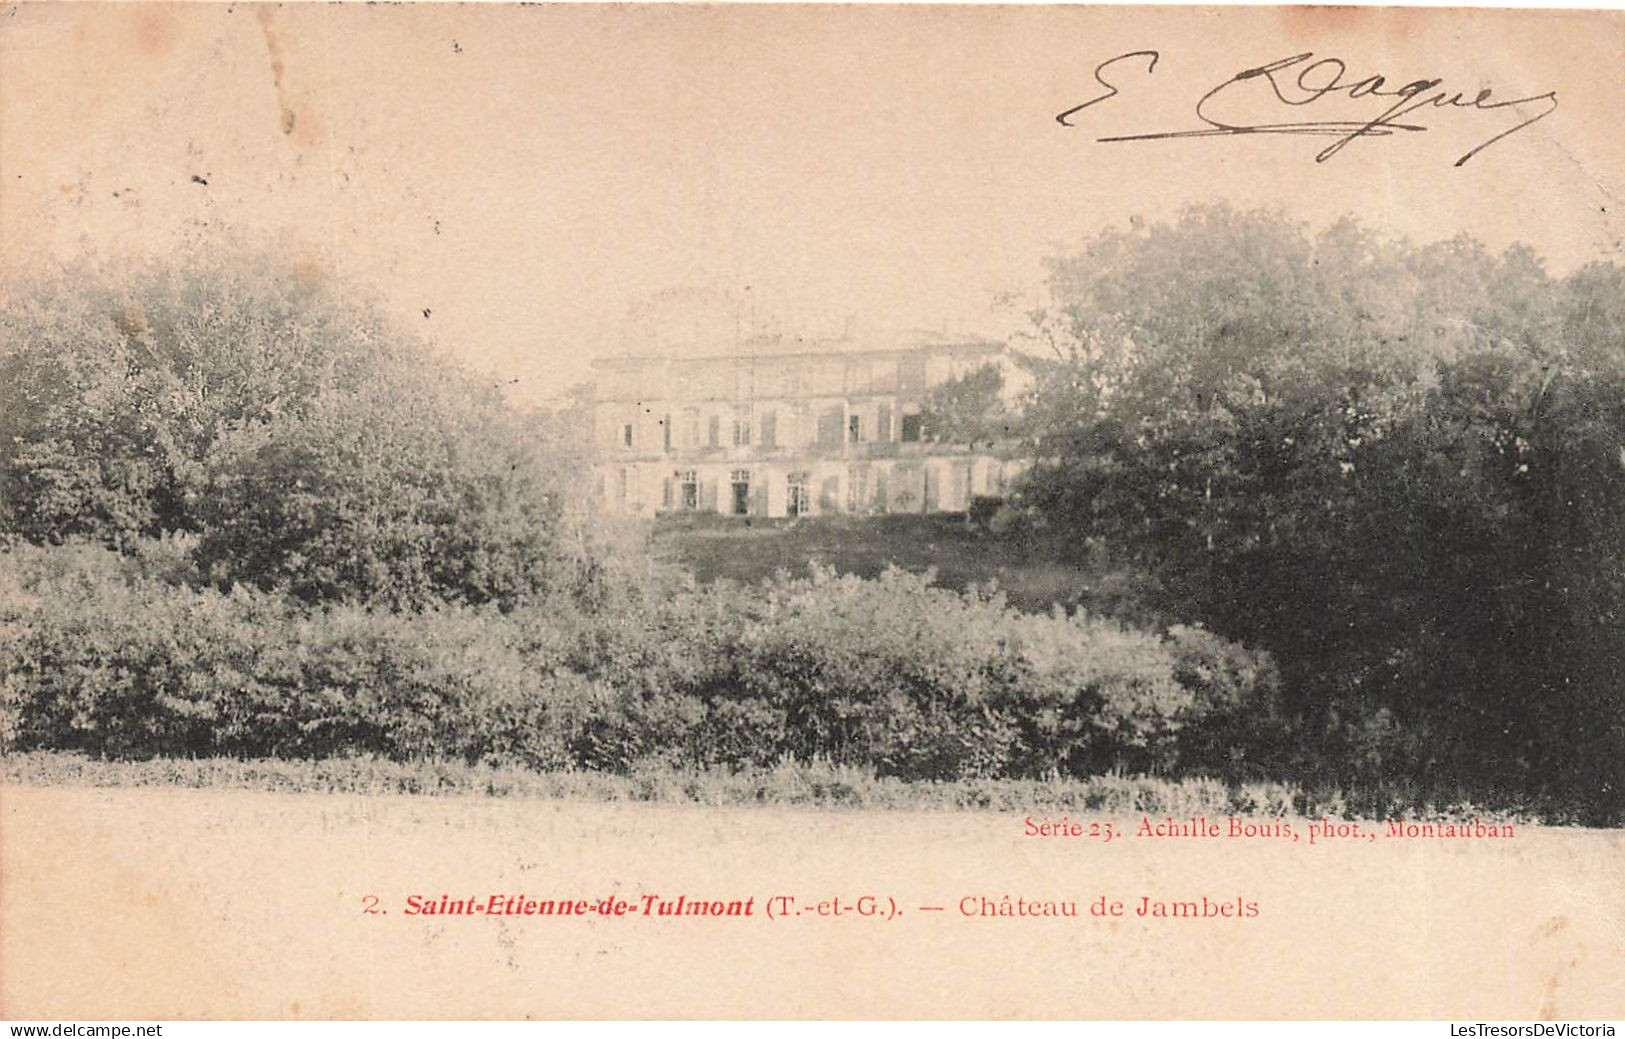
[0,542,1286,782]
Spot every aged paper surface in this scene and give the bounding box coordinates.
[3,2,1624,1021]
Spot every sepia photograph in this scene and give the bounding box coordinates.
[1,0,1622,1023]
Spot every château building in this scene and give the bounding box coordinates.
[591,331,1030,518]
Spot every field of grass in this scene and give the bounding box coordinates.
[650,512,1163,617]
[2,751,1538,824]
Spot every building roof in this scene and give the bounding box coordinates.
[590,329,1005,369]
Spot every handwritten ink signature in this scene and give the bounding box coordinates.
[1057,51,1557,166]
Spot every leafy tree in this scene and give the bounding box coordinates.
[1017,205,1625,822]
[1,248,619,611]
[1,250,402,546]
[918,362,1024,448]
[194,372,567,609]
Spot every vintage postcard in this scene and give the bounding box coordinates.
[2,1,1622,1022]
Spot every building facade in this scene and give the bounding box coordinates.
[591,333,1029,519]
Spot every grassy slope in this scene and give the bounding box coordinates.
[2,751,1535,822]
[650,512,1162,618]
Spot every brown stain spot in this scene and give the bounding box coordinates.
[288,104,322,149]
[256,8,303,140]
[1277,5,1375,37]
[113,303,150,339]
[1274,5,1427,50]
[290,252,324,288]
[1537,972,1559,1020]
[1539,915,1569,937]
[132,9,174,57]
[1274,5,1430,51]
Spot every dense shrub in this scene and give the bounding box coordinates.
[0,542,550,762]
[966,495,1004,529]
[730,571,1027,779]
[1,545,1280,785]
[1164,624,1289,780]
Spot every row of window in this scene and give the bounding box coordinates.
[619,407,925,451]
[661,461,973,516]
[666,467,811,516]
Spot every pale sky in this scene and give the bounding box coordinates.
[3,3,1621,404]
